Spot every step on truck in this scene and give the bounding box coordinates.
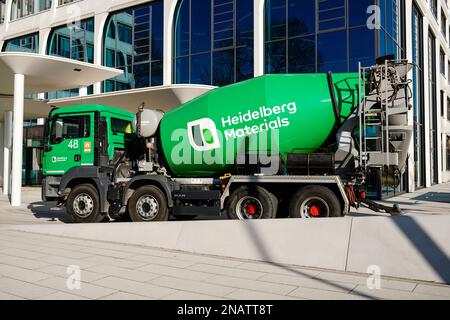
[42,57,413,223]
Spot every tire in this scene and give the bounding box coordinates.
[226,186,277,220]
[128,185,169,222]
[67,184,103,223]
[289,185,342,219]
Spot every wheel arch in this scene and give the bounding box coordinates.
[59,167,110,214]
[122,175,174,208]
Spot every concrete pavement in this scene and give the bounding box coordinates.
[0,185,449,300]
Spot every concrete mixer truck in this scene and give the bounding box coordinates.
[41,57,413,223]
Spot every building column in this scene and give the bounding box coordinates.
[254,0,265,77]
[3,112,12,196]
[11,74,25,207]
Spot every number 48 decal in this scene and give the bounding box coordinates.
[68,140,79,149]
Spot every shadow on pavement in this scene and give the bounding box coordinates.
[242,220,377,299]
[393,216,450,284]
[412,192,450,204]
[27,202,70,223]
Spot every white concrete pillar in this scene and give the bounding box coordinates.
[11,74,25,207]
[3,111,12,196]
[254,0,265,77]
[79,86,88,97]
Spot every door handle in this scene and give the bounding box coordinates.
[74,155,81,162]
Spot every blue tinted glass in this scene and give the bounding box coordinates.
[174,0,253,86]
[288,35,315,73]
[213,49,234,85]
[236,0,254,46]
[152,2,164,61]
[151,61,163,86]
[349,27,375,71]
[191,53,211,84]
[266,0,286,41]
[236,47,254,81]
[348,0,375,27]
[317,31,347,72]
[191,0,211,53]
[175,56,190,83]
[134,63,150,88]
[175,0,190,56]
[289,0,315,37]
[265,40,286,73]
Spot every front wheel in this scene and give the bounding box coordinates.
[128,186,169,222]
[289,185,342,218]
[226,186,277,220]
[67,184,103,223]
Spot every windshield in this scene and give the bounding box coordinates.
[49,115,90,145]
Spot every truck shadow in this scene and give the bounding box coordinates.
[27,201,70,223]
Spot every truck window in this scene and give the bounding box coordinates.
[50,116,90,144]
[111,118,132,134]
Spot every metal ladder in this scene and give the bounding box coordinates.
[357,59,413,173]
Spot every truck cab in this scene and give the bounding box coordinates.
[42,105,135,205]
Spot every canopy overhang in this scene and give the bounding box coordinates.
[0,52,123,95]
[48,84,216,113]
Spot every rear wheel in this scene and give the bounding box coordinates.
[67,184,103,223]
[289,185,342,218]
[128,186,169,222]
[226,186,277,220]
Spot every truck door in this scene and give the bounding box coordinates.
[43,113,94,176]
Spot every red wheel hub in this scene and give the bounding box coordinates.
[246,203,257,215]
[309,205,321,217]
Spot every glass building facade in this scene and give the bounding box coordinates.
[103,1,164,92]
[47,18,95,99]
[173,0,254,86]
[2,32,39,52]
[265,0,403,75]
[11,0,52,21]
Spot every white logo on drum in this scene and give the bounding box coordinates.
[187,118,221,152]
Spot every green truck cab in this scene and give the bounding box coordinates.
[43,105,134,176]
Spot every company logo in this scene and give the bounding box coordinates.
[187,118,221,152]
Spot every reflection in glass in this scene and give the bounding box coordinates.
[174,0,254,86]
[103,1,164,92]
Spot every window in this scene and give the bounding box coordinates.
[174,0,254,86]
[429,31,439,184]
[265,0,384,73]
[11,0,52,20]
[447,136,450,171]
[103,2,163,92]
[442,10,447,38]
[447,97,450,120]
[47,18,94,99]
[59,0,76,5]
[2,33,39,53]
[412,3,425,188]
[440,48,446,76]
[111,118,132,134]
[50,116,90,145]
[431,0,438,19]
[0,0,5,24]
